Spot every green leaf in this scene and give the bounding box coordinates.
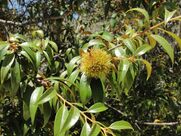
[118,59,130,83]
[159,28,181,50]
[0,41,9,49]
[10,60,21,95]
[89,124,101,136]
[42,102,52,127]
[110,18,117,28]
[45,46,54,62]
[89,39,105,47]
[66,56,80,75]
[80,122,91,136]
[147,34,156,47]
[61,107,80,134]
[87,102,108,113]
[164,8,176,25]
[38,88,57,104]
[43,51,52,66]
[32,30,44,38]
[49,41,58,52]
[114,47,126,57]
[14,33,27,41]
[1,54,15,84]
[67,69,79,86]
[0,42,9,61]
[140,59,152,80]
[54,105,69,136]
[23,101,30,121]
[79,74,92,104]
[101,31,113,42]
[35,52,41,69]
[21,46,36,62]
[30,86,44,124]
[23,124,29,136]
[21,46,37,69]
[60,71,67,79]
[90,78,104,102]
[20,50,34,65]
[123,67,135,95]
[21,41,41,50]
[151,34,174,64]
[134,44,152,56]
[109,120,133,130]
[127,8,149,24]
[123,39,136,53]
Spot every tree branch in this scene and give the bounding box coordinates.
[0,19,22,26]
[135,120,180,126]
[143,122,179,126]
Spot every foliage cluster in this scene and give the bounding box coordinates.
[0,0,181,136]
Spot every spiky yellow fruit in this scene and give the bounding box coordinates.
[80,48,112,78]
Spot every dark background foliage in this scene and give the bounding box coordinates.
[0,0,181,135]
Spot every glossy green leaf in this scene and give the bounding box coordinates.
[45,46,54,62]
[123,39,136,53]
[109,120,133,130]
[89,124,101,136]
[21,46,36,62]
[38,88,57,104]
[21,41,40,50]
[32,30,44,38]
[10,60,21,95]
[43,102,52,127]
[151,34,174,64]
[23,124,29,136]
[60,71,67,79]
[35,52,41,69]
[66,56,80,75]
[140,59,152,80]
[147,34,156,47]
[54,105,69,136]
[79,74,92,104]
[61,107,80,133]
[1,54,15,84]
[114,47,126,57]
[0,41,9,49]
[123,68,135,95]
[49,40,58,52]
[30,86,44,124]
[21,46,37,69]
[118,59,130,83]
[101,31,113,42]
[164,8,176,25]
[127,8,149,23]
[43,51,52,66]
[0,43,9,61]
[159,28,181,50]
[134,44,152,56]
[89,39,105,46]
[87,102,107,113]
[80,122,91,136]
[42,39,49,49]
[20,50,34,65]
[67,69,79,86]
[14,33,27,41]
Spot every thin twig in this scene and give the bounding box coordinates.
[104,102,125,115]
[0,19,22,26]
[143,122,179,126]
